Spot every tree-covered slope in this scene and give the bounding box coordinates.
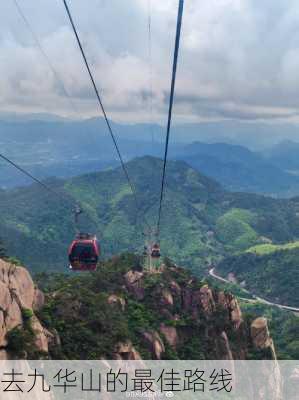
[2,156,299,274]
[217,249,299,307]
[34,254,274,360]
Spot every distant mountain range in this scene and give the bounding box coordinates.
[174,141,299,197]
[2,116,299,197]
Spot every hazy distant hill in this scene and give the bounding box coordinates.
[264,140,299,172]
[176,141,299,196]
[0,118,165,188]
[2,117,299,197]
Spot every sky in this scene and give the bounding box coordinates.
[2,0,299,125]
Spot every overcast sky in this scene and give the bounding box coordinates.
[2,0,299,125]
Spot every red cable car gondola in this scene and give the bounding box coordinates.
[151,243,161,258]
[68,233,100,271]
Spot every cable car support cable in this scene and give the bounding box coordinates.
[0,152,79,212]
[156,0,184,238]
[62,0,151,232]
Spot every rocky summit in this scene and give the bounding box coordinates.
[0,255,276,360]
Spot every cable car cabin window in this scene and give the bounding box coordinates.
[70,243,97,261]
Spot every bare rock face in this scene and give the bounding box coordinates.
[33,288,45,311]
[107,294,126,311]
[0,258,55,358]
[142,331,165,360]
[0,350,8,360]
[160,323,178,349]
[4,298,23,335]
[251,318,273,349]
[124,270,145,300]
[113,341,142,360]
[9,266,35,310]
[251,317,277,360]
[216,331,233,360]
[161,289,174,307]
[218,291,243,329]
[199,285,216,315]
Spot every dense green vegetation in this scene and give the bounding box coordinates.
[246,240,299,255]
[6,309,42,359]
[215,208,258,251]
[2,156,299,277]
[217,249,299,307]
[34,254,264,360]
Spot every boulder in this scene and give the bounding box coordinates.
[160,323,178,349]
[216,331,233,360]
[107,294,126,311]
[113,341,142,360]
[161,289,174,307]
[142,331,165,360]
[199,285,215,315]
[124,270,145,300]
[251,317,273,349]
[125,270,143,285]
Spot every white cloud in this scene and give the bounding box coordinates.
[1,0,299,124]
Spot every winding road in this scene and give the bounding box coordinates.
[209,268,299,313]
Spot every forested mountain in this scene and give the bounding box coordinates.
[1,157,298,360]
[2,156,299,280]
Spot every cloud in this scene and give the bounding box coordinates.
[1,0,299,124]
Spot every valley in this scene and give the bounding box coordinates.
[1,155,299,310]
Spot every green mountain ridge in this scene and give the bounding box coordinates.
[0,157,299,308]
[2,156,299,277]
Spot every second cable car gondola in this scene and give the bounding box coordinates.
[68,233,100,271]
[151,243,161,258]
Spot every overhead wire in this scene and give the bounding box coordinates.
[147,0,154,151]
[9,0,97,220]
[156,0,184,237]
[62,0,151,232]
[0,152,78,211]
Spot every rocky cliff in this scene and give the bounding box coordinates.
[0,259,54,359]
[0,255,275,360]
